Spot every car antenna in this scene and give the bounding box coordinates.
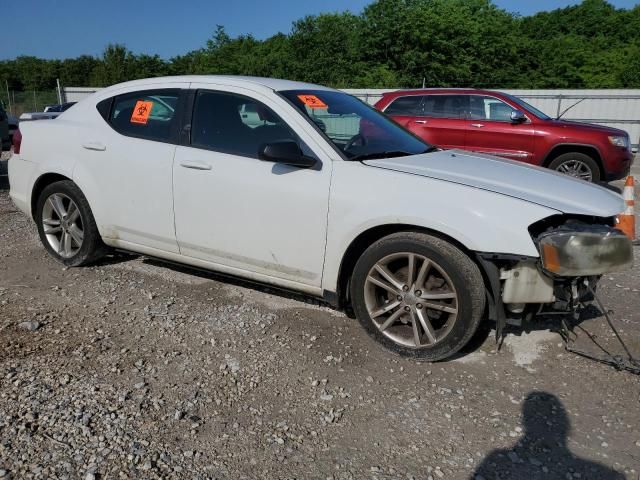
[556,98,586,120]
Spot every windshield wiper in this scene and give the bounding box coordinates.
[348,147,437,162]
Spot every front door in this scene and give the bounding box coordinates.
[172,86,331,288]
[465,95,535,163]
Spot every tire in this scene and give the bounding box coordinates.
[350,232,485,361]
[548,152,601,182]
[35,180,107,267]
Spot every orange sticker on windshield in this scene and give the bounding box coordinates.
[130,100,153,124]
[298,95,327,109]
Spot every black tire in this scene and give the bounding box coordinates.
[350,232,485,361]
[548,152,601,182]
[35,180,107,267]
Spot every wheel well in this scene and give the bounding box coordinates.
[30,173,71,219]
[543,145,604,177]
[335,224,478,309]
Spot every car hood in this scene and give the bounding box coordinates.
[545,118,628,136]
[363,149,625,217]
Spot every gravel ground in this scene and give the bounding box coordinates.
[0,160,639,479]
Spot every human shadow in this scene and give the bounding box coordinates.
[472,391,624,479]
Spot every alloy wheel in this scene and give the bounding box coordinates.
[41,193,84,258]
[555,159,593,181]
[363,252,459,348]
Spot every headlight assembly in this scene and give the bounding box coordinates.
[539,226,633,276]
[608,135,629,149]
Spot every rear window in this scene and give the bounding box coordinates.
[104,89,181,143]
[384,95,424,115]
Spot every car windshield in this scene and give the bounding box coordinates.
[281,90,432,160]
[503,94,551,120]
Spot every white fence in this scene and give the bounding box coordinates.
[65,86,640,149]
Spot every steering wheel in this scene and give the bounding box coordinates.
[344,133,367,151]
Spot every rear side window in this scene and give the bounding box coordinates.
[106,89,181,143]
[423,95,468,119]
[384,95,424,115]
[191,90,298,159]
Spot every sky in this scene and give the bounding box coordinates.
[3,0,638,60]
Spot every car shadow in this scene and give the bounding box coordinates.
[598,181,622,194]
[93,254,612,363]
[470,391,625,479]
[137,256,334,309]
[451,304,611,361]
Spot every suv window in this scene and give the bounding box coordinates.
[384,95,424,115]
[108,89,180,143]
[469,95,515,121]
[423,95,468,119]
[191,90,297,158]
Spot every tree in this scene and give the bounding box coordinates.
[1,0,639,90]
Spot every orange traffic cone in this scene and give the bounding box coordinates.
[617,176,636,242]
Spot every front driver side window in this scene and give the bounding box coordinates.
[191,90,298,159]
[469,95,516,122]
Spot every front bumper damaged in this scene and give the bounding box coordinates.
[477,221,634,339]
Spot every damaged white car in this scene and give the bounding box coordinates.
[9,76,634,360]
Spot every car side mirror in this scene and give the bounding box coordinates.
[510,109,527,123]
[259,141,317,168]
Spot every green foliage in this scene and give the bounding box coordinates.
[2,0,640,91]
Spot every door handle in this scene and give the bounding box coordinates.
[414,120,428,124]
[180,160,212,171]
[82,141,106,151]
[470,123,485,128]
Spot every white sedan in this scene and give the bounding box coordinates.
[9,76,633,361]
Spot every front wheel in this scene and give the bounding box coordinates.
[35,180,107,266]
[350,232,485,361]
[548,152,600,182]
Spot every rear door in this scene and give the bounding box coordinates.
[465,95,535,163]
[417,94,468,149]
[74,85,188,253]
[381,94,424,130]
[383,94,468,150]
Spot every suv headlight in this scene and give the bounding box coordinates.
[539,227,633,276]
[608,135,629,148]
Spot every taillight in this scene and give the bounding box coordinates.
[12,128,21,154]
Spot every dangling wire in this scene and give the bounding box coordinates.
[561,282,640,375]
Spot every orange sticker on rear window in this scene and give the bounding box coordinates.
[130,100,153,124]
[298,95,327,109]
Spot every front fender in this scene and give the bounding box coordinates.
[322,162,559,292]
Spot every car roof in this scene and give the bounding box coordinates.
[383,88,506,96]
[99,75,335,94]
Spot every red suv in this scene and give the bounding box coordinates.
[375,89,634,182]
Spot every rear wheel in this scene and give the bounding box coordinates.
[350,232,485,361]
[36,180,107,266]
[549,152,600,182]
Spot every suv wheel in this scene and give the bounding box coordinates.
[350,232,485,361]
[36,180,107,266]
[549,152,600,182]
